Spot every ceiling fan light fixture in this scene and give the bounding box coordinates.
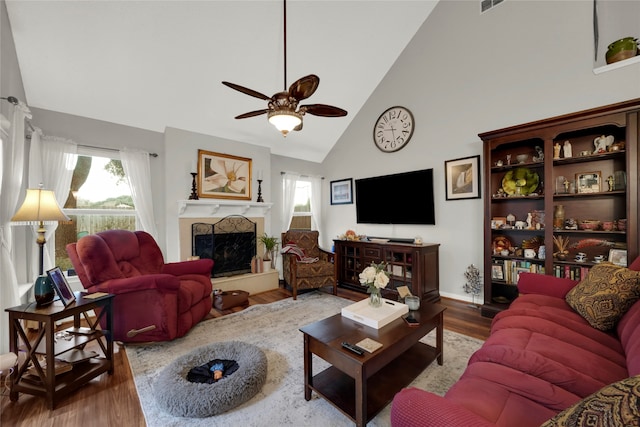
[268,110,302,136]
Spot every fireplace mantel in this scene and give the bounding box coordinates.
[178,199,273,218]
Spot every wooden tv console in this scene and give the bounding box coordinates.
[334,239,440,302]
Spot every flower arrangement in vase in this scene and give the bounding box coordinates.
[358,261,390,307]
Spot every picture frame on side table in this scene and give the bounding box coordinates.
[197,150,251,200]
[445,155,481,200]
[330,178,353,205]
[609,249,628,267]
[46,266,76,307]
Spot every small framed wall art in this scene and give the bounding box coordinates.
[198,150,251,200]
[445,155,481,200]
[330,178,353,205]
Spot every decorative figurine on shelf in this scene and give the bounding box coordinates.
[563,178,571,193]
[533,146,544,162]
[526,212,533,229]
[506,154,512,165]
[554,143,561,159]
[594,135,614,153]
[563,141,572,158]
[607,175,615,191]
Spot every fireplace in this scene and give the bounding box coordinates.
[192,216,257,277]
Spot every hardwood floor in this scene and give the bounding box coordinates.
[1,287,491,426]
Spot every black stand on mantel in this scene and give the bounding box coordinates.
[189,173,199,200]
[256,179,264,202]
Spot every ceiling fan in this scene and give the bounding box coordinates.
[222,0,347,137]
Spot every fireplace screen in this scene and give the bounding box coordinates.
[192,216,257,277]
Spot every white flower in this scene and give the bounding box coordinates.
[374,271,389,289]
[203,159,247,194]
[359,266,377,285]
[359,262,389,290]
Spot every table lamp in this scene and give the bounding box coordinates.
[11,184,70,306]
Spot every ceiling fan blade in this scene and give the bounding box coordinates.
[222,81,271,101]
[235,109,269,119]
[300,104,348,117]
[288,75,320,101]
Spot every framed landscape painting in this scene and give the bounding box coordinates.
[198,150,251,200]
[445,155,481,200]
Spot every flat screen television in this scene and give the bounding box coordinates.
[355,169,435,225]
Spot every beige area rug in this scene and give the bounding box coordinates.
[125,292,483,427]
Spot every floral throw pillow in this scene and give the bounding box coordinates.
[540,375,640,427]
[565,262,640,330]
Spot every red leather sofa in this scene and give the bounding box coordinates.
[67,229,213,342]
[391,257,640,426]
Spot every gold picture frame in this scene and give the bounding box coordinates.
[575,171,601,194]
[197,150,252,200]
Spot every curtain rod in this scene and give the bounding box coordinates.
[78,144,158,158]
[1,95,36,132]
[280,171,324,179]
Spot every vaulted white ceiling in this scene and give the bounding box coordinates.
[6,1,438,162]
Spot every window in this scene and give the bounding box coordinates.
[55,152,136,271]
[290,180,312,230]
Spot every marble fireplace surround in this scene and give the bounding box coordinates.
[177,200,278,295]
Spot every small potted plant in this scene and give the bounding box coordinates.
[259,233,279,270]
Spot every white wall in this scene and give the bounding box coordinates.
[320,0,640,302]
[5,0,639,304]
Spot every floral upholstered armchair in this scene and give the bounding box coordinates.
[281,230,337,300]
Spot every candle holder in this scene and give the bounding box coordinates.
[189,172,199,200]
[257,179,264,202]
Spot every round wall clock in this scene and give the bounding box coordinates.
[373,106,415,153]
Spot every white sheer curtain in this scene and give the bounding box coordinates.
[27,131,77,277]
[120,148,158,240]
[281,172,299,233]
[0,101,31,353]
[309,175,323,237]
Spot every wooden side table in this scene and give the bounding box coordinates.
[5,292,114,409]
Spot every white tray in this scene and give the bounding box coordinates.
[341,298,408,329]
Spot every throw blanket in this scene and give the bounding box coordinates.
[281,243,318,263]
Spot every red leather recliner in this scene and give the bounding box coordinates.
[66,229,213,342]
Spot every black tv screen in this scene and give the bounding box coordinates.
[355,169,435,225]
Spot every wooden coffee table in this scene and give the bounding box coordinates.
[299,302,446,427]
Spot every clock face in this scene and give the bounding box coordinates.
[373,106,414,152]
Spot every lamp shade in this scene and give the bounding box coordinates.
[11,187,69,224]
[268,110,302,136]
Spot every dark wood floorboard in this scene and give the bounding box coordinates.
[1,286,491,426]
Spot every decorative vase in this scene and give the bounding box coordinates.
[34,275,55,307]
[553,204,565,230]
[369,287,382,308]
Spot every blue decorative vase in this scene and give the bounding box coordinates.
[34,275,55,307]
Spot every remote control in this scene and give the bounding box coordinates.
[341,342,364,356]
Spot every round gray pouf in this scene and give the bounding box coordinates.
[154,341,267,417]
